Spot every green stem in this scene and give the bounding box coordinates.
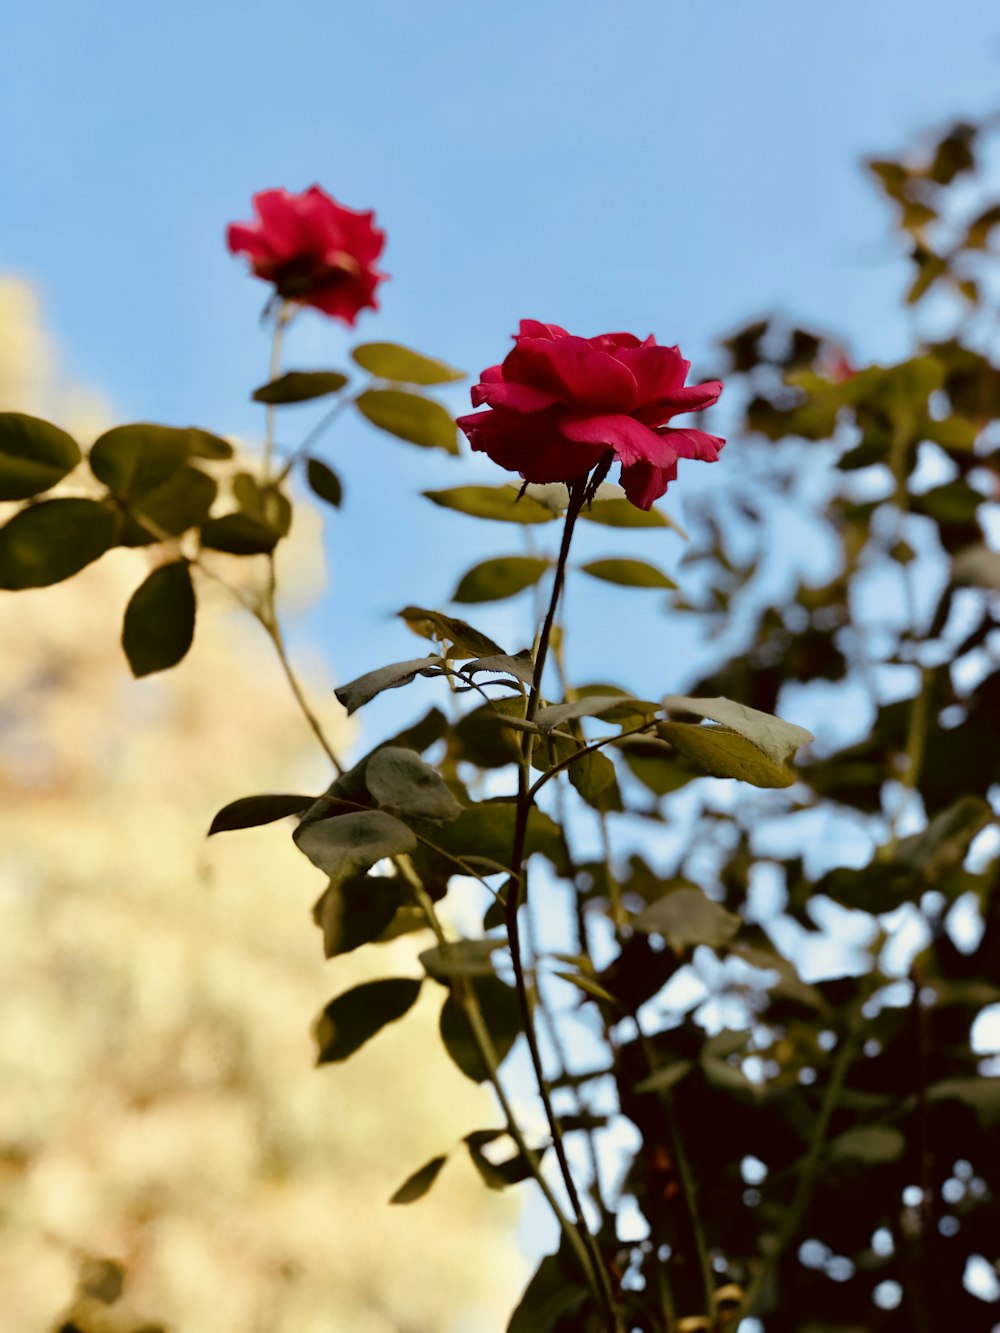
[407,879,596,1288]
[262,303,292,478]
[505,480,618,1325]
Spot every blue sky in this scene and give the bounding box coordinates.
[4,0,1000,727]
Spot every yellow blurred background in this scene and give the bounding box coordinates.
[0,278,524,1332]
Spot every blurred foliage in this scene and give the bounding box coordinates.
[3,111,1000,1332]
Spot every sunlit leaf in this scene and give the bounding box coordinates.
[580,557,676,589]
[356,388,459,453]
[422,484,557,524]
[0,413,81,501]
[453,556,551,603]
[398,605,503,658]
[315,977,423,1064]
[352,342,464,385]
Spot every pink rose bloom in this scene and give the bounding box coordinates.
[227,185,387,324]
[457,321,724,509]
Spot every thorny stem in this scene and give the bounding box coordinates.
[505,480,619,1325]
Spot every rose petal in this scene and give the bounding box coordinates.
[614,344,690,400]
[457,408,605,483]
[559,412,676,468]
[472,379,563,412]
[619,459,678,510]
[226,223,275,264]
[505,337,638,410]
[661,427,726,461]
[516,319,570,341]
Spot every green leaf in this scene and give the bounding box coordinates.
[464,1130,523,1190]
[430,802,565,877]
[952,544,1000,591]
[121,560,196,677]
[356,388,458,454]
[634,1059,694,1095]
[312,870,409,957]
[315,977,422,1064]
[306,457,343,508]
[554,970,619,1006]
[365,746,463,825]
[927,1078,1000,1127]
[398,605,503,658]
[464,651,535,687]
[634,888,741,952]
[535,694,652,732]
[828,1125,906,1164]
[617,736,697,796]
[334,656,448,715]
[440,976,522,1082]
[230,472,292,536]
[660,721,798,788]
[580,557,676,589]
[0,413,81,501]
[580,490,679,529]
[423,484,557,524]
[567,749,622,812]
[199,512,281,555]
[352,342,464,385]
[660,696,814,787]
[89,423,210,495]
[0,498,119,589]
[507,1250,591,1333]
[453,556,551,604]
[208,793,314,835]
[419,938,506,981]
[293,810,418,882]
[251,370,348,404]
[389,1154,448,1204]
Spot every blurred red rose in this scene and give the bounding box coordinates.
[227,186,387,324]
[457,321,724,509]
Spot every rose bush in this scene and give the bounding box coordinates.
[457,319,725,508]
[227,185,387,323]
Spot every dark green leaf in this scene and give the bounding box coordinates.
[465,1130,516,1190]
[334,656,448,715]
[580,557,676,589]
[199,512,280,555]
[315,978,422,1064]
[440,976,522,1082]
[365,746,463,825]
[453,556,551,604]
[464,651,535,687]
[0,413,81,501]
[423,484,557,524]
[122,560,196,677]
[0,498,119,589]
[389,1154,448,1204]
[617,736,698,796]
[230,472,292,536]
[89,423,223,495]
[312,870,409,957]
[430,802,566,877]
[926,1079,1000,1127]
[507,1250,591,1333]
[567,749,622,812]
[634,887,741,952]
[208,793,314,835]
[306,457,343,508]
[251,370,348,404]
[352,342,464,385]
[294,810,417,881]
[828,1125,905,1164]
[419,938,505,981]
[356,388,458,454]
[634,1059,694,1095]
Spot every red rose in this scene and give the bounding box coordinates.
[457,321,724,509]
[227,186,387,324]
